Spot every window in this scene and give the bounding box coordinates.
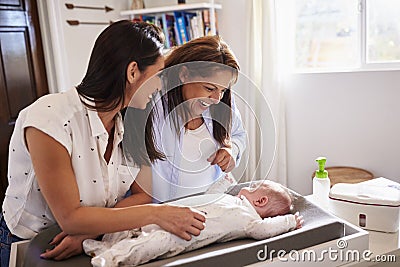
[366,0,400,64]
[292,0,400,72]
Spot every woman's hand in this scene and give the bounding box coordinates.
[207,147,236,172]
[40,231,98,260]
[154,205,206,241]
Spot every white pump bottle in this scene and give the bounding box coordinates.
[312,157,331,208]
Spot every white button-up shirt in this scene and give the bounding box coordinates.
[2,88,135,238]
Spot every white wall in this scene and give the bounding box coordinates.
[215,1,400,194]
[217,0,249,75]
[38,0,130,93]
[285,71,400,194]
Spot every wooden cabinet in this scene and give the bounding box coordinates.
[0,0,49,203]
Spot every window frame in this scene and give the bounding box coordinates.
[292,0,400,73]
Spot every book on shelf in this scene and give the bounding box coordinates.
[173,19,182,45]
[141,15,155,24]
[184,11,197,40]
[191,11,205,39]
[174,11,189,44]
[202,9,218,36]
[161,14,177,48]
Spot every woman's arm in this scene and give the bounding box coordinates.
[230,94,247,166]
[25,127,205,238]
[114,165,153,207]
[207,95,247,172]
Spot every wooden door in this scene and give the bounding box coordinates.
[0,0,49,203]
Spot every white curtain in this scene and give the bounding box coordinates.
[244,0,288,185]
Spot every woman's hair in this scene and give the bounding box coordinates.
[77,20,165,165]
[162,35,240,147]
[77,20,164,112]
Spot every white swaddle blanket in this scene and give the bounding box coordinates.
[83,194,296,267]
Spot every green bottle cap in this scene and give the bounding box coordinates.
[315,157,328,178]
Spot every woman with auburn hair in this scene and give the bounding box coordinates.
[153,36,247,202]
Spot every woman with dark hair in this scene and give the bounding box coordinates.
[150,36,247,202]
[0,20,205,266]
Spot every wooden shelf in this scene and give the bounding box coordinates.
[120,3,222,16]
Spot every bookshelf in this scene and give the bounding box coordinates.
[120,3,222,17]
[120,2,221,48]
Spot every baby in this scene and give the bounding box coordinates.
[83,181,304,267]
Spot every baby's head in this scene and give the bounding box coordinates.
[237,180,293,218]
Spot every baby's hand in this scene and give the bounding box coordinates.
[294,212,304,229]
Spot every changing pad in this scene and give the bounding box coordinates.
[22,183,345,267]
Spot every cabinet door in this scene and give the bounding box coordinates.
[0,0,48,203]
